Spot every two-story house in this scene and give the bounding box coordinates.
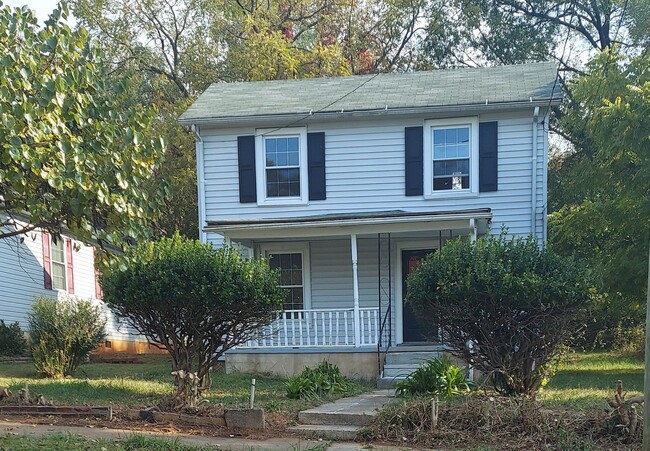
[180,62,560,382]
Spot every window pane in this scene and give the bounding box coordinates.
[434,177,452,191]
[265,139,277,167]
[457,143,470,158]
[458,159,469,174]
[291,269,302,285]
[288,150,299,166]
[445,128,457,144]
[458,127,469,143]
[51,239,64,263]
[446,144,458,158]
[277,151,287,166]
[52,261,66,290]
[287,137,299,152]
[277,137,288,154]
[433,129,446,144]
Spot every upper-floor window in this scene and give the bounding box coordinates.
[256,128,308,205]
[50,238,66,291]
[265,136,301,198]
[423,117,479,198]
[433,127,470,191]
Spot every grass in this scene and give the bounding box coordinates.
[539,351,644,409]
[0,354,373,415]
[0,433,217,450]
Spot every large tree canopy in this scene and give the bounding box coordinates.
[0,3,166,245]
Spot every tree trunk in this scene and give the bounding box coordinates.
[171,370,200,410]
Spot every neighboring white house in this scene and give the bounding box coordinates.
[180,62,561,381]
[0,215,150,354]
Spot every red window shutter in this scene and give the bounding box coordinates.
[94,249,103,300]
[65,238,75,294]
[42,231,52,290]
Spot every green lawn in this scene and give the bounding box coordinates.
[539,351,644,409]
[0,433,215,450]
[0,355,372,416]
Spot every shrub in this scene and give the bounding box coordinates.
[395,355,472,398]
[100,233,285,409]
[286,361,353,399]
[0,320,27,356]
[407,234,596,396]
[29,296,106,378]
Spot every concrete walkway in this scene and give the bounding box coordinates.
[290,389,397,440]
[0,420,414,450]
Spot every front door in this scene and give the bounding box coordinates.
[402,249,435,343]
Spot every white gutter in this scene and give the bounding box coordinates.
[531,107,540,240]
[206,211,493,233]
[192,125,207,243]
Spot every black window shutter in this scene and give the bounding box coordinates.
[237,135,257,203]
[479,121,498,192]
[307,132,326,201]
[405,126,424,196]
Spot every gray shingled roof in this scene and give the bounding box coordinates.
[180,62,560,124]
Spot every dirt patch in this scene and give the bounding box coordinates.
[0,407,295,441]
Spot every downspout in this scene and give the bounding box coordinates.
[542,119,549,244]
[531,107,540,240]
[192,124,208,244]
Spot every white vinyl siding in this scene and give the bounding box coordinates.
[201,110,547,241]
[0,216,140,342]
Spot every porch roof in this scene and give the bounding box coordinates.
[205,208,491,240]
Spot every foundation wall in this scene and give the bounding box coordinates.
[92,339,167,355]
[226,351,379,380]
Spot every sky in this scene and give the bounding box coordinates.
[4,0,70,23]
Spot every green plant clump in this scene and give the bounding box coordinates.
[395,355,473,398]
[286,361,353,399]
[29,296,106,378]
[0,320,27,356]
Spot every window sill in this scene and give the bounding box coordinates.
[423,190,479,200]
[257,198,309,207]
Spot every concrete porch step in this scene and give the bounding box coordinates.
[382,364,421,379]
[376,376,406,389]
[293,390,395,440]
[384,351,442,365]
[287,424,361,440]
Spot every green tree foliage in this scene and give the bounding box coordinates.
[407,235,595,396]
[0,320,27,357]
[549,50,650,346]
[0,3,166,244]
[29,296,106,378]
[100,233,284,409]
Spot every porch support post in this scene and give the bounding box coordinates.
[351,233,361,347]
[469,219,477,242]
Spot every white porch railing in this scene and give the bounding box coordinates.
[240,307,379,348]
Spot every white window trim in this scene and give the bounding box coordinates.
[423,116,479,199]
[50,237,67,292]
[255,127,309,206]
[259,242,311,310]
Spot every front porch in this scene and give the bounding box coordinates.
[205,209,491,378]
